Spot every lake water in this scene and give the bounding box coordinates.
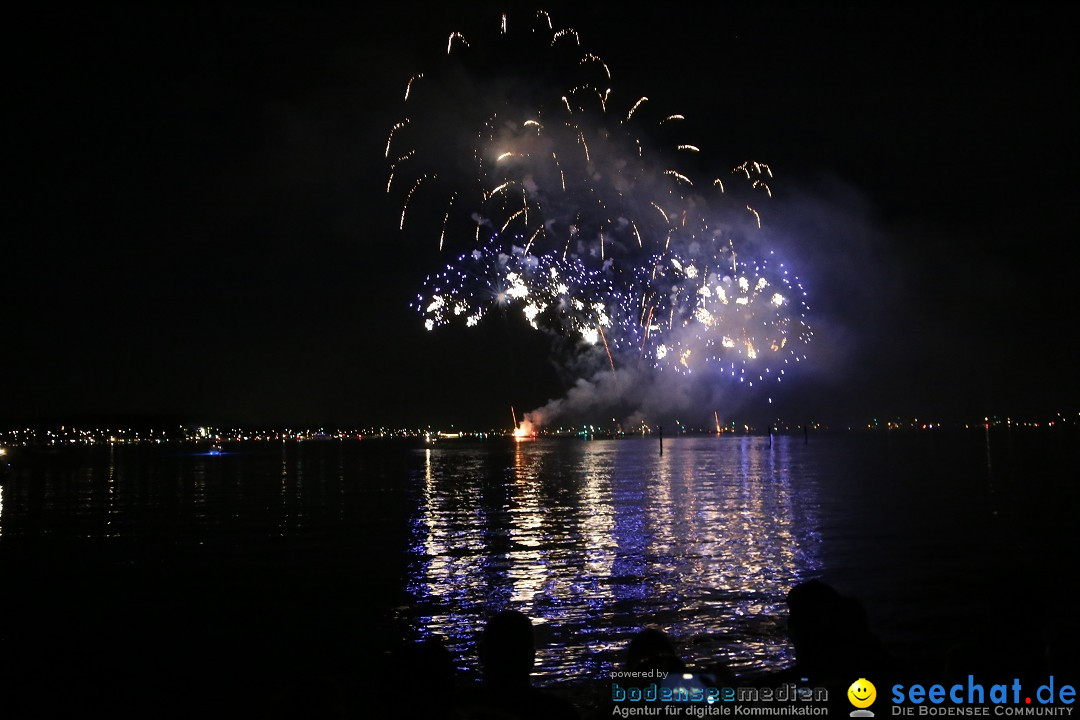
[0,430,1075,714]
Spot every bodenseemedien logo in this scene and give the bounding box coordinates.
[849,678,878,717]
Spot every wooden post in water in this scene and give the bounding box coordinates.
[658,425,663,456]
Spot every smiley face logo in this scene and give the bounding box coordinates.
[848,678,877,709]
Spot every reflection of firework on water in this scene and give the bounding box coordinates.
[394,11,811,383]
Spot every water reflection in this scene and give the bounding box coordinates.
[0,442,352,543]
[407,436,823,680]
[106,444,116,537]
[507,442,546,609]
[1,433,1072,684]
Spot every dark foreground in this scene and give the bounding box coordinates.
[1,430,1077,717]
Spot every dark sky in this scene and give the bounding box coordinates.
[7,3,1076,428]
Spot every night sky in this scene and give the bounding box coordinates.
[7,3,1076,428]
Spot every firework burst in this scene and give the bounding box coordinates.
[392,11,810,387]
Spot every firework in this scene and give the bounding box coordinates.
[394,11,811,386]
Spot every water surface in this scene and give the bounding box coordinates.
[1,430,1075,703]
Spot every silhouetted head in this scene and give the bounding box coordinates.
[626,628,685,674]
[478,610,535,683]
[786,581,844,662]
[787,581,842,630]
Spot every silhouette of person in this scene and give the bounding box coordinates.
[626,627,685,674]
[461,610,579,720]
[780,581,894,691]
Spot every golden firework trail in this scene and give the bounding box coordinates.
[746,205,762,229]
[400,175,429,230]
[626,96,648,122]
[404,74,423,101]
[386,120,408,158]
[581,53,611,79]
[597,321,616,376]
[447,32,468,54]
[552,28,580,46]
[641,305,655,355]
[522,226,543,256]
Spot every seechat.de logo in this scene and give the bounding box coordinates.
[849,678,878,717]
